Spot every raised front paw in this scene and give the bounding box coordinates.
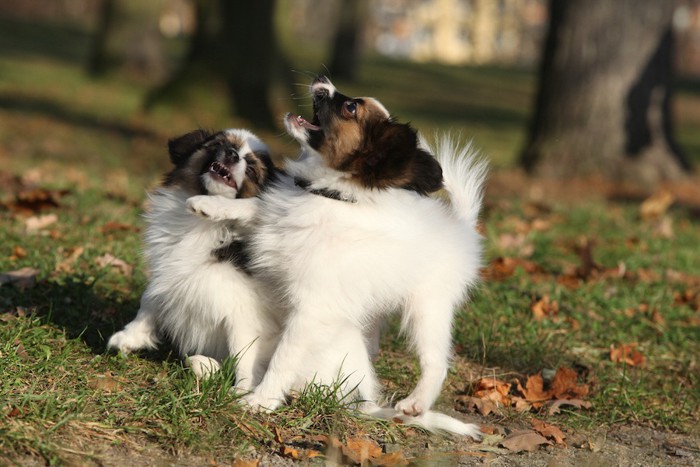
[186,195,215,219]
[395,396,426,417]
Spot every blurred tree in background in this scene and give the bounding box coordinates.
[328,0,368,81]
[144,0,283,129]
[521,0,691,184]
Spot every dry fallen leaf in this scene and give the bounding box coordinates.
[531,295,559,321]
[88,371,122,393]
[342,437,383,464]
[373,451,409,466]
[25,213,58,232]
[549,367,589,400]
[531,418,567,445]
[0,267,39,289]
[547,398,593,415]
[483,257,541,281]
[55,246,85,273]
[610,343,645,366]
[95,253,133,276]
[279,446,300,460]
[640,190,674,221]
[516,373,550,408]
[500,430,551,452]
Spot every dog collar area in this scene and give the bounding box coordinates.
[294,177,357,203]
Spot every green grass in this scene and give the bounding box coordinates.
[1,13,700,464]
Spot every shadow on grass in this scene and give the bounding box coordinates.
[0,94,156,139]
[2,275,176,361]
[0,16,90,65]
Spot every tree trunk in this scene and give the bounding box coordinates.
[328,0,367,81]
[86,0,116,76]
[520,0,691,184]
[144,0,282,130]
[143,0,217,110]
[219,0,277,130]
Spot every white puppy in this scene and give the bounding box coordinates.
[190,78,486,437]
[107,129,280,389]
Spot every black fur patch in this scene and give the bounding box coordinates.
[211,240,251,274]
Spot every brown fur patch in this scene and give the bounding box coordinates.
[310,91,443,194]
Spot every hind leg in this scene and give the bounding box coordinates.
[394,293,456,416]
[242,313,377,411]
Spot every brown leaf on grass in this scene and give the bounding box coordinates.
[279,446,300,460]
[88,371,122,393]
[500,430,551,452]
[460,378,512,415]
[640,190,674,221]
[95,254,133,276]
[497,232,534,257]
[373,451,409,466]
[473,378,512,404]
[549,367,589,400]
[610,343,645,366]
[516,374,550,408]
[457,396,499,416]
[6,188,68,215]
[11,246,27,260]
[342,437,383,464]
[511,396,533,413]
[14,340,29,361]
[531,295,559,321]
[25,213,58,232]
[531,418,567,445]
[516,367,589,408]
[547,398,593,415]
[483,257,541,281]
[0,267,39,289]
[55,246,85,273]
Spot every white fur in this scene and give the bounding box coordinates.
[209,132,486,437]
[107,130,279,390]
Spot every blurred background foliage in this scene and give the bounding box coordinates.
[0,0,699,195]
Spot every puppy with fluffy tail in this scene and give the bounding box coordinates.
[197,78,486,437]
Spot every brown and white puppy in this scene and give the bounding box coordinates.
[107,128,280,390]
[189,78,486,437]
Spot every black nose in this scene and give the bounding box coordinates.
[313,75,330,86]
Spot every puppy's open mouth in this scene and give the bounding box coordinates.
[287,113,320,131]
[208,161,237,189]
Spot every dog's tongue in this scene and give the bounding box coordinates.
[295,114,320,131]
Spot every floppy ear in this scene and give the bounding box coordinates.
[167,129,211,165]
[357,122,443,194]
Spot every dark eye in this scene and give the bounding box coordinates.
[343,100,357,118]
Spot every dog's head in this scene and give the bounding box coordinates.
[284,76,442,194]
[164,128,275,198]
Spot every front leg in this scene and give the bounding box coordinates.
[186,196,259,223]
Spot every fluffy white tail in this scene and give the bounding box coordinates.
[422,134,488,229]
[364,405,482,438]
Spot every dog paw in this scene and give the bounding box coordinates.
[106,330,155,354]
[240,392,282,413]
[186,196,213,218]
[184,355,221,379]
[395,397,426,417]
